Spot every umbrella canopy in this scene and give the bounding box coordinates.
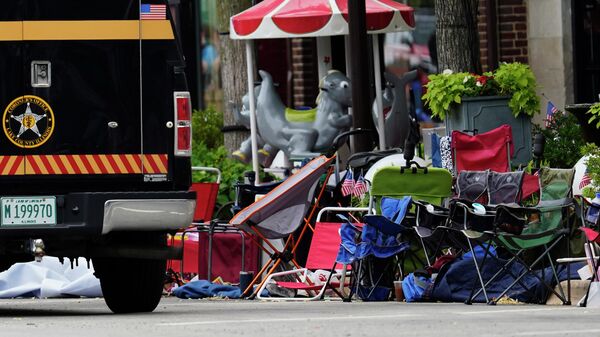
[230,0,415,40]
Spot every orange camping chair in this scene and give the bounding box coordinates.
[230,155,335,298]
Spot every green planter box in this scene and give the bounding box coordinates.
[445,96,532,166]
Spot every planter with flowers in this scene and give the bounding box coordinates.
[422,62,540,165]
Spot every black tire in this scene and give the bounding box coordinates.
[93,233,167,314]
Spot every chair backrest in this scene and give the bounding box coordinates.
[230,155,334,239]
[190,182,219,222]
[488,170,524,205]
[539,167,575,202]
[369,165,453,207]
[456,170,489,203]
[451,125,513,174]
[522,167,575,236]
[306,222,346,270]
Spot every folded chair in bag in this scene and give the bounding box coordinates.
[230,155,335,298]
[451,125,513,175]
[256,221,355,301]
[468,168,575,305]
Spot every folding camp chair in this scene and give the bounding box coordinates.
[451,125,513,175]
[230,155,335,298]
[368,162,453,269]
[256,220,355,301]
[412,170,490,265]
[468,168,575,305]
[446,170,525,303]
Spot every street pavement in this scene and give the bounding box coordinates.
[0,297,599,337]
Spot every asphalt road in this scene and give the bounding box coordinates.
[0,297,598,337]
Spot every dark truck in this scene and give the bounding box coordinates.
[0,1,195,313]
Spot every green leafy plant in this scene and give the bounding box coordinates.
[192,141,251,206]
[580,143,600,197]
[532,112,585,168]
[423,62,540,120]
[192,106,223,149]
[191,106,249,206]
[587,102,600,129]
[494,62,540,118]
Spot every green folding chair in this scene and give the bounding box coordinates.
[470,167,575,305]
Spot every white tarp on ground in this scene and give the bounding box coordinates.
[0,257,102,298]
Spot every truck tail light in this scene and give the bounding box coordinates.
[174,92,192,157]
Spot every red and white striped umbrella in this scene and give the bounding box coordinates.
[230,0,415,40]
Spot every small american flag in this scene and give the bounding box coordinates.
[353,171,368,198]
[141,4,167,20]
[545,101,559,128]
[341,169,354,197]
[580,168,592,190]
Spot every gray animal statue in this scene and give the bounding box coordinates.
[371,70,418,149]
[251,69,352,158]
[231,85,277,167]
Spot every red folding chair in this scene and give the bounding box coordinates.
[451,124,513,174]
[256,221,352,300]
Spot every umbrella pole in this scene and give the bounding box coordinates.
[245,40,261,185]
[372,35,386,150]
[344,35,355,150]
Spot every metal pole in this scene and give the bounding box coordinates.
[372,35,386,150]
[245,40,261,185]
[348,0,372,153]
[344,35,355,150]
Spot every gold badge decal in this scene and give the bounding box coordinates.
[3,95,55,148]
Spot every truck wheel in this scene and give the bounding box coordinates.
[93,233,167,314]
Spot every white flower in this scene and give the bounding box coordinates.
[442,69,453,75]
[476,81,483,87]
[463,76,470,83]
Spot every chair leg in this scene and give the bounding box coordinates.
[470,249,538,304]
[466,238,489,304]
[491,239,567,305]
[465,239,493,304]
[544,243,568,305]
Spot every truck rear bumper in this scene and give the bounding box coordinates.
[0,191,196,239]
[102,199,196,234]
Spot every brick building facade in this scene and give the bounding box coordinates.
[290,1,533,107]
[478,0,529,72]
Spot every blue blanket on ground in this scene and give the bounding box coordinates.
[172,280,242,299]
[431,251,583,303]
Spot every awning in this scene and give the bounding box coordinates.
[230,0,415,40]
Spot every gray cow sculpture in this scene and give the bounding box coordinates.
[233,69,352,161]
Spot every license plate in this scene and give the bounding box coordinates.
[1,197,56,226]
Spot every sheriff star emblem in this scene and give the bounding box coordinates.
[3,95,55,148]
